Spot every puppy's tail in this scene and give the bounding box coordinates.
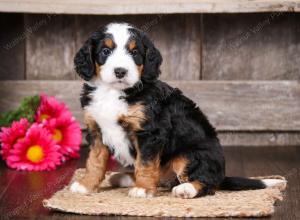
[219,176,286,190]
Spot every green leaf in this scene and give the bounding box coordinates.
[0,95,41,127]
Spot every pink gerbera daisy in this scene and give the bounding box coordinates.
[43,116,82,160]
[6,123,62,171]
[35,94,72,123]
[0,118,29,160]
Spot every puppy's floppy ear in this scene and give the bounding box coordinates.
[74,38,95,81]
[141,34,162,82]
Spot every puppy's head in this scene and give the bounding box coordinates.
[74,23,162,89]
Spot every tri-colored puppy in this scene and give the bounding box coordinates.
[70,23,284,198]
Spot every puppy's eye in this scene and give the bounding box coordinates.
[101,48,112,56]
[130,49,138,57]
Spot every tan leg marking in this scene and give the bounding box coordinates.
[119,104,158,197]
[77,138,110,192]
[134,154,160,195]
[190,180,205,192]
[171,156,207,198]
[83,111,97,130]
[171,156,189,183]
[128,136,160,198]
[71,112,109,193]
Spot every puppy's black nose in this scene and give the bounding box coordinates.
[114,67,127,79]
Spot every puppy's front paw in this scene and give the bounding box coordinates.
[128,187,154,198]
[172,183,198,199]
[70,181,89,194]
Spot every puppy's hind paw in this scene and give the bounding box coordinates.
[109,173,135,188]
[70,181,89,194]
[172,183,198,199]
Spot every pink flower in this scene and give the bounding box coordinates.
[0,94,82,171]
[36,95,81,159]
[43,116,82,160]
[35,94,72,123]
[35,94,82,160]
[0,118,29,160]
[6,123,62,171]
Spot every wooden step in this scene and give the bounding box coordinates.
[0,80,299,131]
[0,0,299,15]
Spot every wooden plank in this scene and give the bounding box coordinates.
[75,14,201,80]
[149,14,201,80]
[0,161,16,202]
[0,80,299,132]
[170,81,300,131]
[0,13,25,80]
[0,0,300,14]
[219,132,300,147]
[0,80,83,125]
[81,130,300,147]
[25,14,76,80]
[202,13,300,80]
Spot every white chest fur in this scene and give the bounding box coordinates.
[85,85,134,167]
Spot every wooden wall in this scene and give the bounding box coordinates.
[0,13,299,147]
[1,13,299,80]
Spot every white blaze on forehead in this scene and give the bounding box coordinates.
[100,23,139,87]
[106,23,132,48]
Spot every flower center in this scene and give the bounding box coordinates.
[52,129,63,142]
[40,114,50,121]
[26,145,44,163]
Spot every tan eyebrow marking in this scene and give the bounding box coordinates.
[128,40,136,51]
[104,38,114,49]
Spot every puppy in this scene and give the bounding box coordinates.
[70,23,285,198]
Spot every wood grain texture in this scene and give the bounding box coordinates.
[0,80,83,125]
[202,13,300,80]
[80,130,300,147]
[219,132,300,147]
[75,14,201,80]
[0,155,79,219]
[0,0,299,14]
[149,14,201,80]
[0,80,299,132]
[170,81,300,131]
[25,14,76,80]
[0,13,25,80]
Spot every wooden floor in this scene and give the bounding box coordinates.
[0,146,299,220]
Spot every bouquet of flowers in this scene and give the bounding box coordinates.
[0,94,82,171]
